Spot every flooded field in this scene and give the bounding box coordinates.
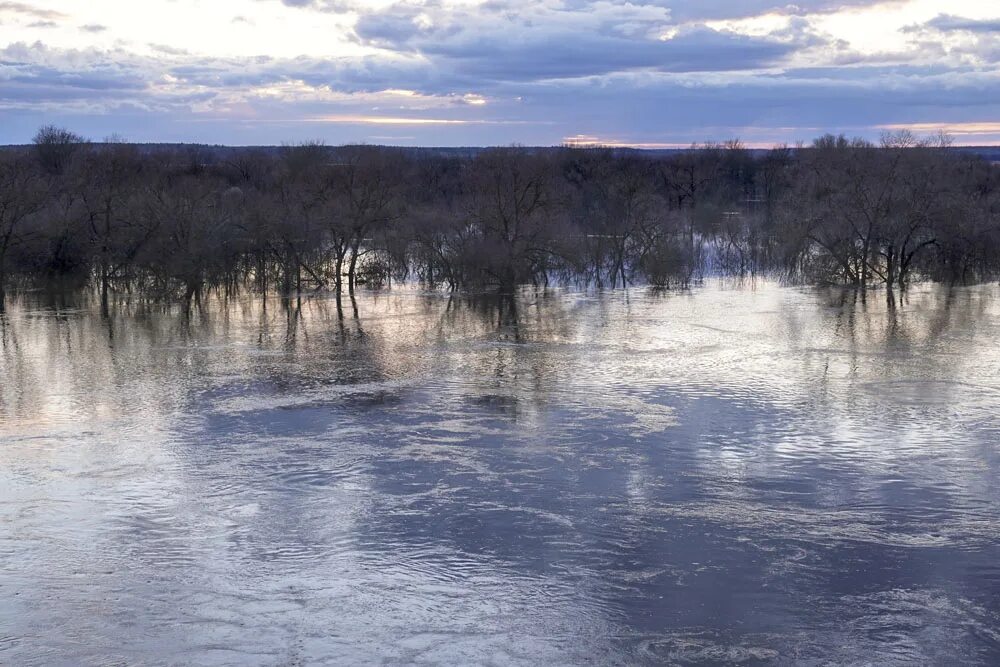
[1,282,999,665]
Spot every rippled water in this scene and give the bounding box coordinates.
[2,282,999,665]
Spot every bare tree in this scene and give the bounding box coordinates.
[0,151,47,310]
[1,125,997,303]
[32,125,85,176]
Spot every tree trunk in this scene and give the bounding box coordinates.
[334,248,345,293]
[886,245,896,289]
[259,249,267,293]
[183,282,197,310]
[100,259,110,316]
[860,237,871,294]
[348,245,359,293]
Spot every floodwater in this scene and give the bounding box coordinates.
[1,282,999,666]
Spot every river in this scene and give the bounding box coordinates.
[1,282,999,665]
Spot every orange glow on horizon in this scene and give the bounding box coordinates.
[562,135,783,150]
[877,122,1000,137]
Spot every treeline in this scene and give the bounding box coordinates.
[1,126,998,311]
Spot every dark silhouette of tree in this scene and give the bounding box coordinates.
[0,151,47,310]
[32,125,85,176]
[0,126,996,308]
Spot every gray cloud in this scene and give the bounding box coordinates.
[149,43,190,56]
[273,0,352,11]
[0,1,67,20]
[4,34,996,142]
[900,14,1000,65]
[424,27,798,79]
[657,0,898,21]
[1,0,998,146]
[924,14,1000,34]
[352,2,817,82]
[276,0,893,22]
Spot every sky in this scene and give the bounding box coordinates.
[0,0,998,147]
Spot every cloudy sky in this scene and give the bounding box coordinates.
[1,0,998,146]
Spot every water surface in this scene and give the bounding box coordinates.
[2,283,999,665]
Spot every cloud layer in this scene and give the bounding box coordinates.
[0,0,998,145]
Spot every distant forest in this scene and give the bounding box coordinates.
[1,126,998,311]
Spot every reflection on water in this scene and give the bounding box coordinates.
[1,282,999,665]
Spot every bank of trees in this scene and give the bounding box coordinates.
[0,127,997,310]
[781,133,1000,291]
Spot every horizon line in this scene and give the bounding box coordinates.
[3,141,1000,150]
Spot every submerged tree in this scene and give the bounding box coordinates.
[0,151,47,311]
[782,132,973,290]
[0,125,996,306]
[79,142,144,310]
[463,148,567,291]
